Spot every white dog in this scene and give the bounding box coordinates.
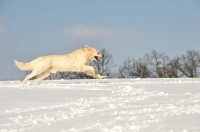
[15,45,107,85]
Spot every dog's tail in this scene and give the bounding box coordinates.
[15,57,43,71]
[14,60,32,71]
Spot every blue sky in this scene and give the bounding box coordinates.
[0,0,200,80]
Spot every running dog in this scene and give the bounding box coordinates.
[15,45,107,85]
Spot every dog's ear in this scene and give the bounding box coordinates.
[85,44,91,51]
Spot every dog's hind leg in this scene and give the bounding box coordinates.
[21,70,40,84]
[34,70,50,85]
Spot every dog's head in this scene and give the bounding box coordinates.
[84,44,104,62]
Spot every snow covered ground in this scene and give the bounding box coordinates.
[0,78,200,132]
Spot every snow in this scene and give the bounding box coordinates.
[0,78,200,132]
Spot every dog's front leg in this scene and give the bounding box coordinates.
[81,65,95,77]
[81,65,107,79]
[94,73,107,79]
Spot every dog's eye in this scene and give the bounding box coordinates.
[98,53,100,54]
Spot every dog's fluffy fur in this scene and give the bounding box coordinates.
[15,45,107,85]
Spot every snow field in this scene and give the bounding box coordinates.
[0,78,200,132]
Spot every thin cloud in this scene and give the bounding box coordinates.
[0,17,10,35]
[62,25,149,44]
[62,25,124,42]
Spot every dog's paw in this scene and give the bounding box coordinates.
[96,74,107,79]
[20,80,25,84]
[101,76,107,79]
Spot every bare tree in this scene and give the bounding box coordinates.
[144,50,169,78]
[118,58,151,78]
[165,57,182,78]
[178,50,200,77]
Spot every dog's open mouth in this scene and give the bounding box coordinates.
[94,56,100,62]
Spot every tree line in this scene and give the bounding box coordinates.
[26,49,200,79]
[118,50,200,78]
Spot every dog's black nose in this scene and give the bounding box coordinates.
[102,55,104,58]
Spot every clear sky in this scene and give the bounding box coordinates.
[0,0,200,80]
